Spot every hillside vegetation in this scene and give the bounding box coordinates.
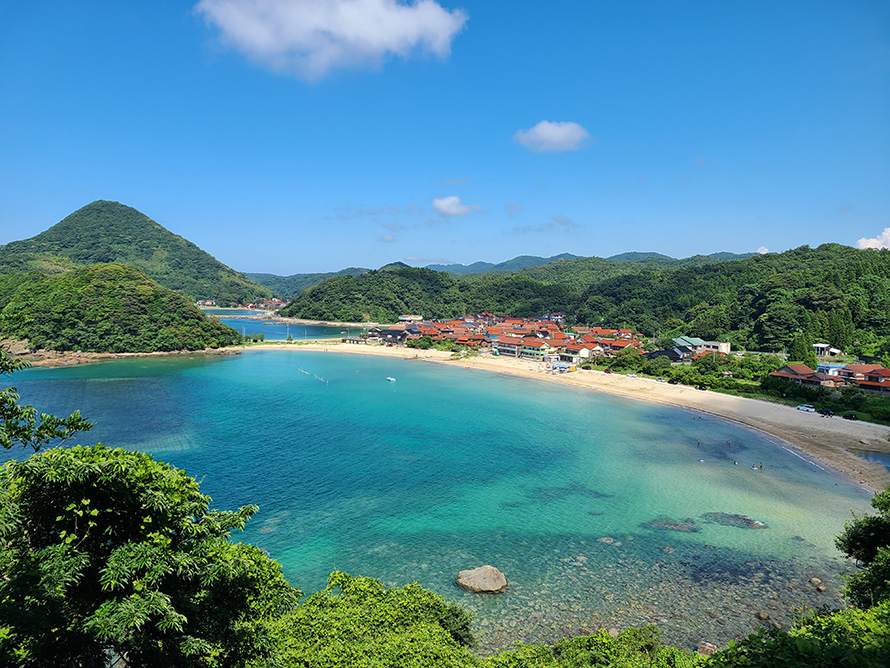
[0,201,271,305]
[0,264,241,352]
[279,266,577,322]
[282,244,890,357]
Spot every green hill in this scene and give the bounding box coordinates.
[0,201,271,305]
[0,264,242,352]
[279,265,578,323]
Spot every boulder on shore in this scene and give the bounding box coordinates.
[456,565,508,593]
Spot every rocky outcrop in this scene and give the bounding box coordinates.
[456,565,508,593]
[697,641,718,656]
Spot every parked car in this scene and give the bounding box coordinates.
[796,404,816,412]
[604,369,612,374]
[627,373,637,378]
[818,408,835,417]
[843,413,859,420]
[656,377,667,383]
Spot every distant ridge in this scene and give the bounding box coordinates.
[247,268,369,300]
[0,200,271,305]
[606,251,756,265]
[426,253,580,275]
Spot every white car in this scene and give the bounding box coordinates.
[796,404,816,412]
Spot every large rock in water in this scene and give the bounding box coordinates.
[456,565,508,593]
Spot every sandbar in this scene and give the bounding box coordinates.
[252,341,890,493]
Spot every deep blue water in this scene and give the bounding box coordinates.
[8,351,872,652]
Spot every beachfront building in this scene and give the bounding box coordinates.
[559,343,602,365]
[492,336,524,357]
[520,339,551,361]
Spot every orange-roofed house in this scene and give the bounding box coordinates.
[768,364,821,387]
[838,365,886,383]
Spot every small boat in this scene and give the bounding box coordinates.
[386,376,396,382]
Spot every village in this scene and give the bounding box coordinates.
[209,300,890,399]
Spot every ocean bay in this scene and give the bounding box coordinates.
[11,350,873,652]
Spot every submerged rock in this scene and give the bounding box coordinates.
[457,565,508,593]
[640,516,703,532]
[701,512,768,529]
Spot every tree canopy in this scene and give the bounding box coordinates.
[0,444,299,667]
[0,264,242,353]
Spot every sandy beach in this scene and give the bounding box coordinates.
[253,340,890,493]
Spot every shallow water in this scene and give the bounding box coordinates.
[9,351,872,653]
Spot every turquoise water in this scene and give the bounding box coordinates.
[200,309,365,341]
[9,351,873,652]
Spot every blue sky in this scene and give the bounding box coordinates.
[1,1,888,274]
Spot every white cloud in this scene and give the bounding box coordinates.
[514,120,590,152]
[195,0,468,80]
[378,234,396,243]
[857,228,890,249]
[757,246,769,254]
[505,203,523,217]
[432,195,480,217]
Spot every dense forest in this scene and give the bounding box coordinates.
[0,201,271,305]
[283,244,890,357]
[0,264,241,352]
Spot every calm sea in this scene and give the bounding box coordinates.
[9,351,873,653]
[201,308,366,341]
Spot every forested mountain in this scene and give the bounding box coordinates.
[577,244,890,353]
[282,244,890,357]
[0,264,241,352]
[247,267,369,299]
[0,201,271,305]
[426,253,580,275]
[278,266,576,323]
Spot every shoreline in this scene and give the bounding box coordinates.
[12,339,890,492]
[248,341,890,493]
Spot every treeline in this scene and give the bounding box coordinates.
[0,200,271,305]
[283,244,890,357]
[0,263,241,352]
